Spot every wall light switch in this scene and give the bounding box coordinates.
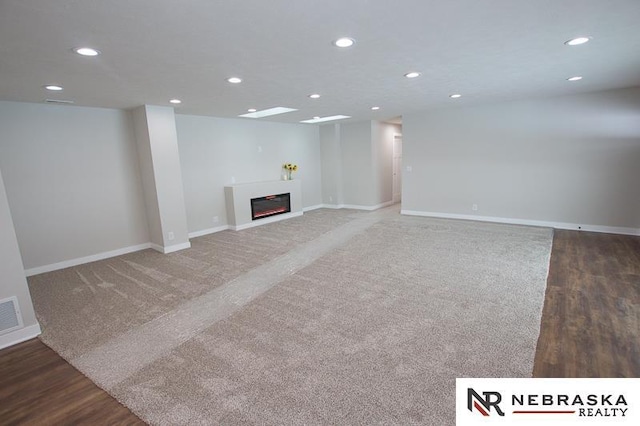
[257,146,263,153]
[212,216,219,223]
[168,231,175,241]
[406,166,413,172]
[231,176,236,184]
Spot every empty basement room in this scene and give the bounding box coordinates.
[1,1,639,425]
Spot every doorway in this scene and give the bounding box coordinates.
[392,134,402,203]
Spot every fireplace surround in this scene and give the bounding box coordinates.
[224,180,302,230]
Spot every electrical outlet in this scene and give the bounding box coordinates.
[472,204,478,211]
[168,231,175,241]
[257,146,262,153]
[212,216,219,224]
[406,165,413,172]
[329,196,333,202]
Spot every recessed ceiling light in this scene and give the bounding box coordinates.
[227,77,242,84]
[404,71,421,79]
[301,115,351,124]
[309,94,321,99]
[239,107,298,118]
[371,106,380,110]
[44,85,63,91]
[567,76,583,81]
[565,37,590,46]
[169,99,182,104]
[74,47,100,56]
[449,94,462,98]
[334,37,355,48]
[247,108,257,113]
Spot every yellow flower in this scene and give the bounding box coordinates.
[282,162,298,172]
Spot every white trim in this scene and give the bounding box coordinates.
[151,242,192,254]
[317,201,395,211]
[0,323,41,350]
[400,210,640,236]
[302,204,324,212]
[230,211,303,231]
[188,225,230,238]
[25,243,152,277]
[149,243,164,253]
[341,200,395,211]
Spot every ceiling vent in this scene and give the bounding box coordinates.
[0,297,23,335]
[45,99,74,104]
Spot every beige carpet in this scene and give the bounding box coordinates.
[28,207,553,425]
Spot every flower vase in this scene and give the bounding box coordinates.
[287,171,292,180]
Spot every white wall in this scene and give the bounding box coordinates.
[0,101,150,270]
[372,122,400,206]
[402,87,640,231]
[319,120,397,208]
[132,106,163,247]
[175,114,322,233]
[133,105,190,252]
[339,121,376,206]
[319,124,344,205]
[0,168,40,348]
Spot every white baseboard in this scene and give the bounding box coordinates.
[302,204,324,212]
[0,323,41,350]
[400,210,640,236]
[320,203,344,209]
[231,211,304,231]
[150,241,192,254]
[25,243,152,277]
[188,225,230,239]
[341,200,395,211]
[319,201,395,211]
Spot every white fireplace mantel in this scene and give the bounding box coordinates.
[224,179,302,230]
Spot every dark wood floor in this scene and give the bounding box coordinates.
[533,230,640,377]
[0,338,144,425]
[0,229,638,424]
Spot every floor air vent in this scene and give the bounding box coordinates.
[0,297,23,335]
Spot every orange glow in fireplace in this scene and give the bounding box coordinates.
[251,193,291,220]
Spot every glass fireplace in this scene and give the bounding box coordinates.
[251,193,291,220]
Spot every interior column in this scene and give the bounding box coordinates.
[132,105,190,253]
[0,168,40,348]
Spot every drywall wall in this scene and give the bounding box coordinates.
[132,105,190,252]
[402,87,640,231]
[175,114,322,233]
[319,123,344,205]
[131,106,163,247]
[0,101,150,270]
[320,120,397,208]
[372,122,400,206]
[340,121,376,206]
[0,168,39,348]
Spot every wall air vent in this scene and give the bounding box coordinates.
[45,99,75,104]
[0,297,23,335]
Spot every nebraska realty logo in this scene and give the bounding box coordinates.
[456,378,640,425]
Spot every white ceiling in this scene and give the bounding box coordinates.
[1,0,639,124]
